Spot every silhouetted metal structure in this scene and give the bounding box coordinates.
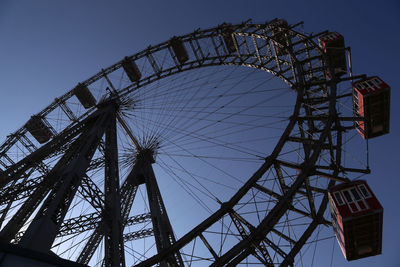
[0,19,388,266]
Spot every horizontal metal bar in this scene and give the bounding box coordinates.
[275,159,350,183]
[297,116,364,122]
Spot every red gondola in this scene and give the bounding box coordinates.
[352,76,390,139]
[328,180,383,261]
[318,32,347,77]
[25,116,53,144]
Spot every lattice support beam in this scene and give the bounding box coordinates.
[58,212,151,238]
[79,175,105,212]
[5,104,116,253]
[77,163,141,264]
[77,230,103,264]
[58,212,100,237]
[124,228,154,242]
[141,156,184,267]
[229,210,273,266]
[0,121,95,244]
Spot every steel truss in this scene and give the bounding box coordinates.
[0,20,371,266]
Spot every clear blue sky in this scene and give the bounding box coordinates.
[0,1,399,266]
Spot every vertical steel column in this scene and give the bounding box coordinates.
[77,166,140,265]
[140,152,184,267]
[104,110,125,267]
[16,103,116,253]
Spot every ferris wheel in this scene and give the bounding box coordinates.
[0,19,389,266]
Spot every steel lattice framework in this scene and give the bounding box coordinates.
[0,20,371,266]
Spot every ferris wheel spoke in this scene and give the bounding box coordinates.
[208,139,334,266]
[280,181,335,267]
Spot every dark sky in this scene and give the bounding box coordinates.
[0,1,399,266]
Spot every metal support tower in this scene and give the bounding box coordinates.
[103,105,125,267]
[132,148,184,267]
[0,103,117,253]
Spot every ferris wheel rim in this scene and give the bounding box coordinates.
[0,21,322,158]
[0,19,353,266]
